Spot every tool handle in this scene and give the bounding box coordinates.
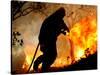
[26,43,39,73]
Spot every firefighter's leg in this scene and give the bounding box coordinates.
[42,52,57,72]
[33,55,44,71]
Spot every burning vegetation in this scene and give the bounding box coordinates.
[67,15,97,62]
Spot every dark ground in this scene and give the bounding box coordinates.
[11,52,97,74]
[30,52,97,73]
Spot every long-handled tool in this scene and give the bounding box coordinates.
[26,43,39,73]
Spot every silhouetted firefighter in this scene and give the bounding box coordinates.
[33,7,69,72]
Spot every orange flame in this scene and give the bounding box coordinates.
[67,15,97,61]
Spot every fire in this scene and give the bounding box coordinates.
[67,15,97,61]
[21,15,97,72]
[22,54,33,71]
[26,55,32,65]
[76,48,84,59]
[22,45,43,72]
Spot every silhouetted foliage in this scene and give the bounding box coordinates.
[11,1,47,21]
[12,31,24,46]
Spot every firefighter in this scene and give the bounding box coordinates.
[33,7,69,72]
